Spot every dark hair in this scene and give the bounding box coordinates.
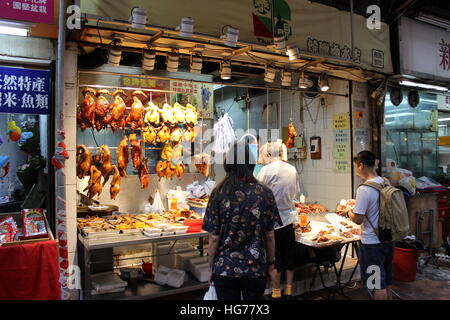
[353,150,376,167]
[213,142,256,195]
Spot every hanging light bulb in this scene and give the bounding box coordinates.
[166,53,179,72]
[190,56,202,74]
[286,43,300,61]
[108,35,123,66]
[142,50,156,72]
[319,73,329,92]
[281,70,292,87]
[177,17,194,37]
[273,35,286,51]
[264,66,277,83]
[220,61,231,80]
[298,72,313,89]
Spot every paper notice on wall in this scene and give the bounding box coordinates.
[170,81,214,119]
[334,159,351,173]
[333,113,350,130]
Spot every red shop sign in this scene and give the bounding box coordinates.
[0,0,54,24]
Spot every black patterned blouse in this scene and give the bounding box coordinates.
[202,181,282,278]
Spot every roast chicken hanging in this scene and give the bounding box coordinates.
[143,125,157,145]
[131,135,143,170]
[144,101,160,125]
[117,135,130,177]
[78,88,97,131]
[95,144,113,186]
[94,89,112,131]
[84,165,103,199]
[126,90,147,130]
[109,164,121,200]
[106,89,128,131]
[175,162,186,180]
[138,157,150,189]
[286,122,298,148]
[76,144,92,179]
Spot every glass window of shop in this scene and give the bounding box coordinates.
[383,86,438,178]
[0,66,53,232]
[435,94,450,185]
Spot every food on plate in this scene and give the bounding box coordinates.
[295,223,312,233]
[294,202,328,214]
[138,157,150,189]
[126,90,147,129]
[286,122,298,148]
[351,228,361,235]
[117,135,130,177]
[78,88,97,131]
[144,101,161,125]
[95,145,113,186]
[76,144,92,179]
[335,199,356,216]
[109,164,121,200]
[95,89,112,131]
[84,165,103,199]
[107,89,128,131]
[340,231,354,238]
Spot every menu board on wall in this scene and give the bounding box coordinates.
[170,81,214,119]
[333,113,351,173]
[120,76,170,106]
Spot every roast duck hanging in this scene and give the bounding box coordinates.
[78,88,97,131]
[126,90,147,130]
[105,89,128,131]
[286,122,298,148]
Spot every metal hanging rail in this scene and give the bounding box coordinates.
[78,69,349,98]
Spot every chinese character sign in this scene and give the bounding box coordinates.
[439,38,450,71]
[0,66,51,115]
[0,0,54,24]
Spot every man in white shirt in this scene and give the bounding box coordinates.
[347,151,394,300]
[257,141,300,300]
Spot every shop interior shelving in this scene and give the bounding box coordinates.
[78,231,209,300]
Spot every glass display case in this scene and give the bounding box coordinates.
[383,87,438,178]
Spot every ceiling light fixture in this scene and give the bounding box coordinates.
[166,52,179,72]
[286,43,300,61]
[190,55,202,74]
[108,34,124,67]
[399,80,449,92]
[221,26,240,47]
[129,7,148,29]
[281,70,292,87]
[298,72,313,89]
[177,17,194,37]
[142,50,156,72]
[264,66,277,83]
[0,20,30,37]
[220,61,231,80]
[319,73,329,92]
[415,13,450,31]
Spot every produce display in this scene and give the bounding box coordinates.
[293,201,328,214]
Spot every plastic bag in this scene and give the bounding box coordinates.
[144,190,165,213]
[203,285,217,300]
[399,176,416,195]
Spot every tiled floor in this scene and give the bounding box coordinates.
[156,265,450,300]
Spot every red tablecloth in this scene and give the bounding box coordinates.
[0,240,61,300]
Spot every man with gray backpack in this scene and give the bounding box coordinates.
[348,151,410,300]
